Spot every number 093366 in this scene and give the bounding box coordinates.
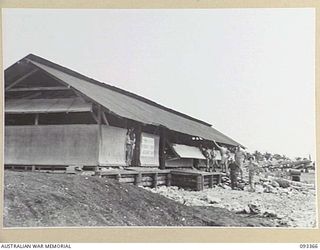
[300,244,319,248]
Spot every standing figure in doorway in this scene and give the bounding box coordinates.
[213,140,230,173]
[125,128,136,166]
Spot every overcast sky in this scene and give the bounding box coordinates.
[2,8,316,159]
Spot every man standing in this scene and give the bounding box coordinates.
[213,140,230,173]
[210,148,217,172]
[246,156,264,192]
[125,128,136,166]
[228,157,240,190]
[235,145,246,180]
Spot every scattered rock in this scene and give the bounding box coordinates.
[271,180,280,188]
[275,179,290,188]
[263,210,278,218]
[206,195,221,204]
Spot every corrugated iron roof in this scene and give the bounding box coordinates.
[5,54,243,146]
[5,98,92,114]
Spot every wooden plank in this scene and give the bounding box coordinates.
[7,86,70,92]
[118,177,135,183]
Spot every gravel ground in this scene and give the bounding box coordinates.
[144,175,317,228]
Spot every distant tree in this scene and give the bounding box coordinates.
[295,157,302,161]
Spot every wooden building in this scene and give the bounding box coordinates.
[4,54,242,171]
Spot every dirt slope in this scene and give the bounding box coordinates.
[4,171,278,227]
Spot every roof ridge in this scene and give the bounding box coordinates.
[21,53,212,127]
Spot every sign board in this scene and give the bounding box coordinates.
[140,133,159,166]
[140,136,155,158]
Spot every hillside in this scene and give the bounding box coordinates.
[3,171,279,227]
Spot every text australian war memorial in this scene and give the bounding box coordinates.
[4,54,243,187]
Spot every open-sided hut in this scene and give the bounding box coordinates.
[5,54,242,171]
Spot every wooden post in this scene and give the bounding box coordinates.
[159,127,167,170]
[153,173,158,188]
[34,114,39,125]
[132,124,141,167]
[197,174,204,191]
[116,174,121,181]
[31,165,36,171]
[209,175,213,188]
[217,174,222,184]
[102,112,109,125]
[96,105,102,172]
[166,173,172,186]
[135,173,142,186]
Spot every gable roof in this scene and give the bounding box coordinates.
[5,54,242,146]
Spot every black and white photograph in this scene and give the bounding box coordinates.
[2,8,317,229]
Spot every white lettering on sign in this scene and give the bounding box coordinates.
[140,136,155,158]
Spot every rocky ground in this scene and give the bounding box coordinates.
[4,170,281,227]
[144,172,317,228]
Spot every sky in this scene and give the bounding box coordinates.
[2,8,316,159]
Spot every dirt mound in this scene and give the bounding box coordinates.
[4,170,278,227]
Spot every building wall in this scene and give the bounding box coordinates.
[5,125,99,166]
[99,125,127,166]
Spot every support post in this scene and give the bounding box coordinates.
[132,123,141,167]
[135,173,142,186]
[159,127,167,170]
[102,112,109,125]
[96,105,102,172]
[153,173,158,188]
[34,114,39,125]
[116,174,121,181]
[197,174,204,191]
[209,175,213,188]
[217,174,222,184]
[166,173,172,187]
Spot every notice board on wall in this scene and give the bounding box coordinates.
[140,133,159,166]
[99,125,127,166]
